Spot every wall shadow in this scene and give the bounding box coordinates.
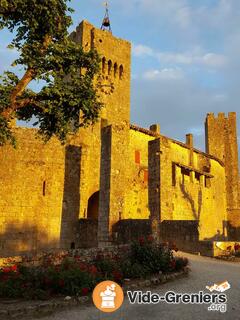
[112,219,152,244]
[76,219,98,248]
[160,220,199,253]
[0,222,58,258]
[180,182,202,222]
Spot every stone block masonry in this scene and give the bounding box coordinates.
[98,124,129,246]
[0,19,239,257]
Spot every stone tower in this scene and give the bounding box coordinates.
[70,21,131,246]
[205,112,240,216]
[70,20,131,126]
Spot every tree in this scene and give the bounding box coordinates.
[0,0,103,146]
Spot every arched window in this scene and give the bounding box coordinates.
[119,65,124,79]
[108,60,112,75]
[102,57,106,73]
[114,63,118,78]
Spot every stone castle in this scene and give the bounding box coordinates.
[0,20,240,257]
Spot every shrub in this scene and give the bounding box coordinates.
[120,260,150,279]
[174,257,189,271]
[0,239,188,299]
[130,240,173,274]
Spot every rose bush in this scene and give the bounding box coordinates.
[0,238,188,299]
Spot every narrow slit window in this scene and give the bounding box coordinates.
[102,57,106,73]
[119,65,123,79]
[43,181,46,196]
[114,63,118,78]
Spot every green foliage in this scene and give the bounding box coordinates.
[0,116,16,146]
[130,240,174,274]
[174,257,189,271]
[93,257,117,279]
[120,260,150,279]
[0,0,103,146]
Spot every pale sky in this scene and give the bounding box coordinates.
[0,0,240,151]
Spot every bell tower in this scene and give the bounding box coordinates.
[69,19,131,128]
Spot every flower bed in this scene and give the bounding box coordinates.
[0,239,188,300]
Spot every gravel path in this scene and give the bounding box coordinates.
[42,252,240,320]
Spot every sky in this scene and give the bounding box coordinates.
[0,0,240,151]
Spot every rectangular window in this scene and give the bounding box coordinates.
[135,150,141,164]
[205,177,211,188]
[144,170,148,183]
[195,172,201,182]
[181,167,190,184]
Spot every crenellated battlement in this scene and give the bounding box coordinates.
[206,112,237,121]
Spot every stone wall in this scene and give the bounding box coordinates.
[0,20,133,256]
[76,219,98,249]
[124,129,155,220]
[0,128,65,256]
[112,219,152,244]
[159,220,199,253]
[148,134,228,242]
[0,245,131,268]
[227,209,240,240]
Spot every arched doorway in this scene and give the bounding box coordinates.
[87,191,99,220]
